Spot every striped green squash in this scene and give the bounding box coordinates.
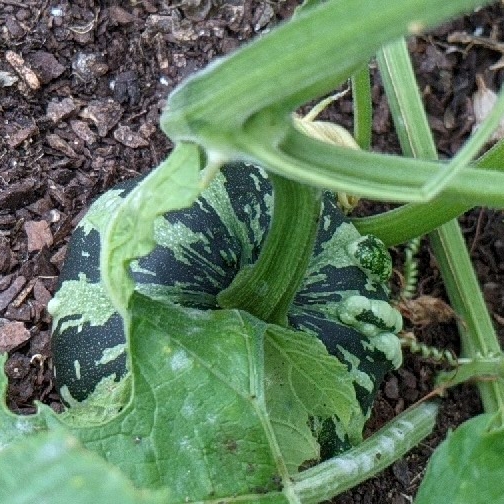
[49,163,401,432]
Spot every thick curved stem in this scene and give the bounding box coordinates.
[217,174,321,326]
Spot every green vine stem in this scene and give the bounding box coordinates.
[352,139,504,247]
[436,355,504,390]
[375,37,504,417]
[162,0,504,208]
[429,223,504,415]
[351,64,373,151]
[218,174,322,326]
[293,401,439,503]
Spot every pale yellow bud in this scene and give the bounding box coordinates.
[292,114,360,213]
[472,74,504,142]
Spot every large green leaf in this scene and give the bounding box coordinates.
[65,294,281,498]
[415,413,504,504]
[0,430,166,504]
[76,295,358,500]
[2,292,357,502]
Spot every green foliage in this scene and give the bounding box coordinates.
[0,430,166,504]
[416,414,504,504]
[2,0,504,502]
[0,296,362,502]
[265,325,361,460]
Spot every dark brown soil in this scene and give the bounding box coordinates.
[1,1,503,502]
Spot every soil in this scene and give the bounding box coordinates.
[1,1,503,502]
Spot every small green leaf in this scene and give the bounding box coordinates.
[0,430,166,504]
[415,413,504,504]
[101,142,203,319]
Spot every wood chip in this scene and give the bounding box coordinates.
[72,52,109,82]
[50,244,67,267]
[70,119,97,145]
[0,180,36,210]
[0,320,31,353]
[138,122,156,139]
[46,133,78,158]
[80,99,123,136]
[0,276,26,311]
[109,6,138,24]
[27,50,65,84]
[5,15,25,38]
[4,305,31,322]
[5,50,40,90]
[0,274,15,292]
[11,278,36,308]
[7,122,38,148]
[27,197,53,217]
[113,125,149,148]
[46,97,77,123]
[0,238,12,273]
[33,280,52,306]
[24,220,53,252]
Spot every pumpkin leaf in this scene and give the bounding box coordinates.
[0,429,166,504]
[59,293,281,498]
[265,325,359,470]
[54,293,361,501]
[415,413,504,504]
[4,288,338,504]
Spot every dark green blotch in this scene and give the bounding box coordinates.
[355,309,394,331]
[308,416,351,461]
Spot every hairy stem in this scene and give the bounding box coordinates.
[376,37,504,416]
[293,402,439,503]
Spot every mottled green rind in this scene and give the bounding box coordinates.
[48,273,116,336]
[49,167,272,346]
[347,235,392,284]
[337,296,402,337]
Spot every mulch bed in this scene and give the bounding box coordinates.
[1,1,503,502]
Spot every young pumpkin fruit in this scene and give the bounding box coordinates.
[49,162,401,441]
